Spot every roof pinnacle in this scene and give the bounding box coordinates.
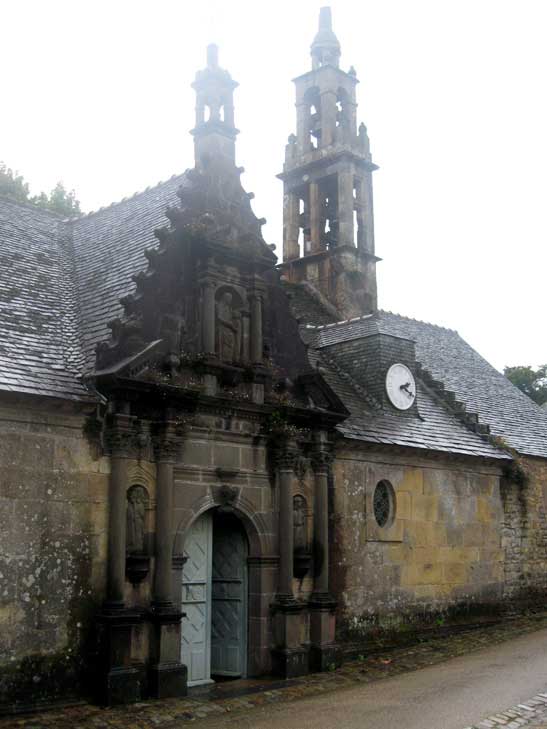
[311,6,341,69]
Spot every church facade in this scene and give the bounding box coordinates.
[2,7,547,712]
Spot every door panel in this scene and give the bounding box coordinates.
[211,516,248,677]
[181,512,213,686]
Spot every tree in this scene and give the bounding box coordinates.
[0,162,30,203]
[38,182,81,217]
[0,161,81,217]
[504,365,547,406]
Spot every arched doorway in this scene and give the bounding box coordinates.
[180,510,249,686]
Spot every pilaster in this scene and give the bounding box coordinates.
[148,417,187,699]
[271,444,309,678]
[99,410,144,705]
[309,436,338,672]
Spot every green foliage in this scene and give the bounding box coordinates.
[0,161,81,217]
[504,364,547,406]
[40,181,81,217]
[0,162,29,203]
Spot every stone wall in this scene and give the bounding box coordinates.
[331,445,505,639]
[0,397,108,709]
[501,456,547,602]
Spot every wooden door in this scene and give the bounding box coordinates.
[181,512,213,686]
[211,514,248,677]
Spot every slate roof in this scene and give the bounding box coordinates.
[306,311,547,459]
[0,181,544,464]
[0,197,92,401]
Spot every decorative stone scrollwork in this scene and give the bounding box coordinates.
[216,483,241,513]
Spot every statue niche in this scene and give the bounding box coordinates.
[126,485,149,553]
[126,485,150,584]
[215,288,245,363]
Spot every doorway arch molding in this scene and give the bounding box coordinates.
[173,491,276,678]
[173,492,273,558]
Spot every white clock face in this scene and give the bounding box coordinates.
[385,363,416,410]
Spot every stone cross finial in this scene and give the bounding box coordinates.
[207,43,219,69]
[319,6,333,30]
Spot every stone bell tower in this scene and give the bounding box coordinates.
[278,7,380,317]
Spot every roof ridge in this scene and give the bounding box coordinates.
[71,172,186,222]
[307,312,374,331]
[379,309,458,334]
[319,350,382,412]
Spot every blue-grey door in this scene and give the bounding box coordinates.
[211,514,248,677]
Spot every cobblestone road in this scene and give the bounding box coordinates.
[465,693,547,728]
[3,612,547,729]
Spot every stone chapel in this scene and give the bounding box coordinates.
[2,7,547,712]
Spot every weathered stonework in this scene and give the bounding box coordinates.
[0,398,109,708]
[331,446,507,639]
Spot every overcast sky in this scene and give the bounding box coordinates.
[1,0,546,372]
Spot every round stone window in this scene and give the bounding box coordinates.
[373,480,395,528]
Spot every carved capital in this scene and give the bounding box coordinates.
[311,448,333,475]
[104,413,139,458]
[275,445,299,472]
[152,419,186,463]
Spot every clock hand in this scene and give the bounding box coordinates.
[400,382,415,398]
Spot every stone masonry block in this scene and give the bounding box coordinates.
[395,491,411,519]
[213,443,240,470]
[240,446,266,472]
[411,547,444,565]
[438,546,479,563]
[476,496,498,524]
[401,562,442,587]
[400,469,424,496]
[181,441,213,467]
[412,495,439,522]
[442,562,468,585]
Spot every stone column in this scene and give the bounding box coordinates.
[296,102,308,152]
[272,445,308,679]
[320,90,338,147]
[153,440,177,609]
[309,182,322,252]
[201,279,216,354]
[276,448,296,601]
[100,411,142,706]
[309,436,337,672]
[148,419,187,699]
[312,450,331,597]
[250,292,263,365]
[337,169,355,247]
[283,191,300,261]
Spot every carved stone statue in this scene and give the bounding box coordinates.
[217,291,240,362]
[126,485,148,554]
[293,495,308,551]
